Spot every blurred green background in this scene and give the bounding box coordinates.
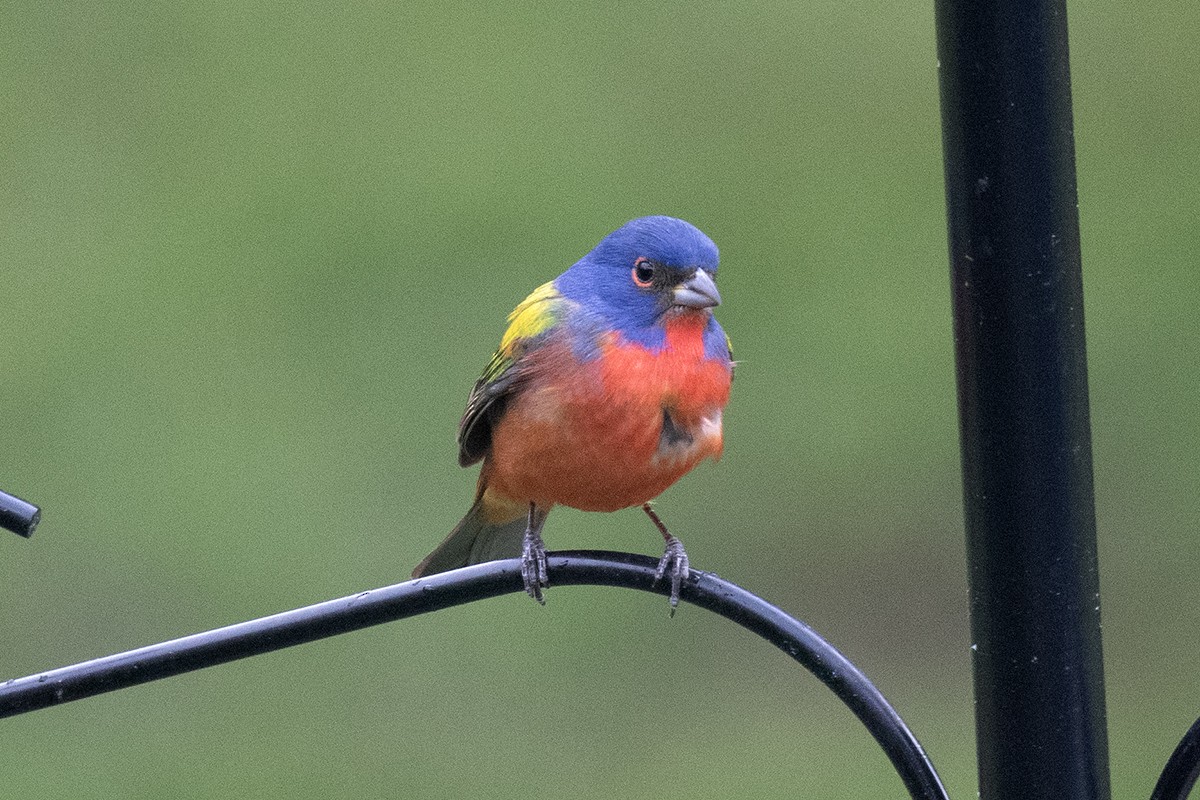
[3,1,1197,797]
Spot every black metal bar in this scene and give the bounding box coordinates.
[935,1,1110,799]
[1152,717,1200,800]
[0,551,950,800]
[0,488,40,538]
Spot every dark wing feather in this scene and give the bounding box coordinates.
[456,281,562,467]
[457,350,523,466]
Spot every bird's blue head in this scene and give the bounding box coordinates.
[556,216,722,349]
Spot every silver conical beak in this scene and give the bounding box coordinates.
[673,269,721,309]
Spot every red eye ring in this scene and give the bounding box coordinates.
[632,257,655,288]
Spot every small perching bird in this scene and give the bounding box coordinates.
[412,216,733,610]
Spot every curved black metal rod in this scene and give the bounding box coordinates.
[0,487,40,538]
[1152,717,1200,800]
[0,551,948,800]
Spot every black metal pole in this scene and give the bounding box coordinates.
[935,2,1110,799]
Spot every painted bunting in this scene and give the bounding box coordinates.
[412,216,733,609]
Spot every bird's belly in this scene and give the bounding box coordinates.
[486,353,729,512]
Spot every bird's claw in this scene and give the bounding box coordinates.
[652,535,690,615]
[521,529,549,604]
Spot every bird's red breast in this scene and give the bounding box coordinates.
[483,309,731,513]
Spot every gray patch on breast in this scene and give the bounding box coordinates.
[660,407,695,449]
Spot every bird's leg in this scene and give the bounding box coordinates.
[521,503,551,604]
[642,503,690,614]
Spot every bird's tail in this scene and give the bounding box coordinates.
[412,489,530,578]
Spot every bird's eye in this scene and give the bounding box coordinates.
[632,258,655,288]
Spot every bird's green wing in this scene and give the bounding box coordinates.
[457,281,563,466]
[726,330,735,382]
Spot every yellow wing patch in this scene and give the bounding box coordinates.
[499,281,560,356]
[459,281,563,465]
